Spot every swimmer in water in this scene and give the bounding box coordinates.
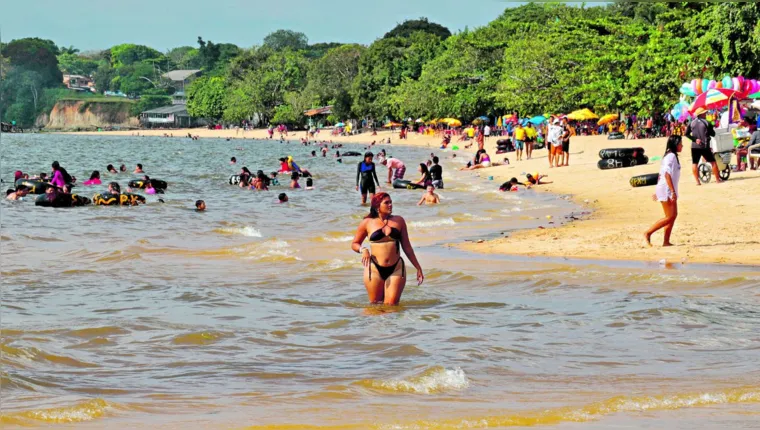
[230,157,237,164]
[120,164,127,173]
[269,172,280,186]
[134,164,144,174]
[305,178,314,190]
[195,200,206,211]
[278,193,288,203]
[144,180,157,195]
[107,164,118,174]
[351,192,424,305]
[6,185,29,201]
[356,151,380,205]
[84,171,101,186]
[290,171,301,189]
[108,182,121,194]
[417,185,440,205]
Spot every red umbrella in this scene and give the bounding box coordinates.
[689,88,741,114]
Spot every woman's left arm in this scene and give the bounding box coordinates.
[398,217,424,285]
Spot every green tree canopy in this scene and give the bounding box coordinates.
[384,18,452,40]
[187,76,227,120]
[263,30,309,51]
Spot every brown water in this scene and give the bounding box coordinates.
[2,134,760,429]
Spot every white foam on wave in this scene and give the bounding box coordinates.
[462,213,493,222]
[410,218,456,228]
[357,366,469,394]
[219,226,263,237]
[322,235,354,242]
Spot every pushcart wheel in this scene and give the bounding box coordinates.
[698,163,712,183]
[720,167,730,181]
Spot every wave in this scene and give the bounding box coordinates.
[354,366,468,395]
[213,226,263,237]
[307,259,358,272]
[318,235,355,243]
[242,386,760,430]
[0,398,111,425]
[410,218,456,228]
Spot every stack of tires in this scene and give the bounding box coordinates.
[597,147,648,170]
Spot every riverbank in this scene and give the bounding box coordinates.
[69,127,760,265]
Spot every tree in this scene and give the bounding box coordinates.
[109,44,164,68]
[57,52,99,76]
[305,42,343,59]
[305,44,365,118]
[2,37,62,87]
[223,48,309,124]
[187,76,227,120]
[167,46,202,70]
[263,30,309,52]
[384,18,452,40]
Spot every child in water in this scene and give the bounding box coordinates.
[278,193,288,203]
[499,177,524,192]
[144,181,157,195]
[195,200,206,211]
[417,185,440,205]
[269,172,280,186]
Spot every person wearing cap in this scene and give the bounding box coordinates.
[686,108,720,185]
[356,151,380,205]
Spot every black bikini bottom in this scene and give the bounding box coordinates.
[370,257,405,281]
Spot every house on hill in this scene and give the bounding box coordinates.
[140,105,200,128]
[162,69,202,105]
[63,74,95,93]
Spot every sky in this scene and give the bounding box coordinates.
[0,0,534,52]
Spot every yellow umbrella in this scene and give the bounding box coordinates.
[383,122,402,128]
[597,114,619,126]
[567,108,598,121]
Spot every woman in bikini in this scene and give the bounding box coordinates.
[351,193,424,305]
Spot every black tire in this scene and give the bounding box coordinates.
[607,132,625,140]
[392,179,424,190]
[629,173,658,187]
[14,179,49,194]
[129,179,168,190]
[34,193,92,208]
[720,167,730,181]
[698,163,712,183]
[341,151,362,157]
[597,155,649,170]
[93,193,145,206]
[599,148,645,159]
[229,175,241,185]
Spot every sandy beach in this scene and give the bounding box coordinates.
[70,127,760,265]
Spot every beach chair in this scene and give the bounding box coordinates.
[748,137,760,168]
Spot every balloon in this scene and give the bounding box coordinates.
[708,80,717,90]
[679,83,696,97]
[702,79,710,94]
[716,81,723,89]
[692,79,700,94]
[738,76,746,87]
[733,77,741,91]
[722,76,733,90]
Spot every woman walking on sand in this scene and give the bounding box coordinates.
[645,136,682,247]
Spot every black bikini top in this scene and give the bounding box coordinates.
[370,220,402,243]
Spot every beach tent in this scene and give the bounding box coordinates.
[567,109,598,120]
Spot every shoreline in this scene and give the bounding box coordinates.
[65,128,760,266]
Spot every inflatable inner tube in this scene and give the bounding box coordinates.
[229,175,242,185]
[597,155,649,170]
[93,192,146,206]
[599,147,645,159]
[35,193,92,208]
[129,179,168,190]
[607,132,626,140]
[393,179,425,190]
[341,151,362,157]
[15,179,50,194]
[629,173,659,188]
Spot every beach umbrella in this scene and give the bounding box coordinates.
[441,118,462,127]
[334,122,345,127]
[476,116,489,121]
[415,118,424,123]
[496,116,503,127]
[567,108,598,121]
[383,122,402,128]
[689,88,740,114]
[597,114,619,126]
[528,115,546,125]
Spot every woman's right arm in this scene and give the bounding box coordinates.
[351,220,371,267]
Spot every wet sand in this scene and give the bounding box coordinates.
[70,127,760,265]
